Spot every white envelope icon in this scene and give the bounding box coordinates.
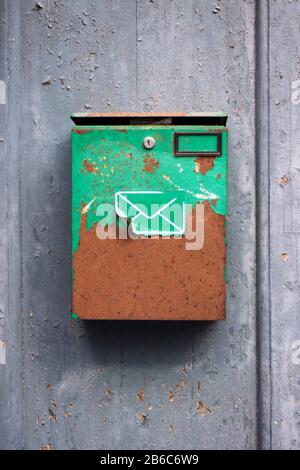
[115,190,186,236]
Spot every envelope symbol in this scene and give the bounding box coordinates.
[115,191,186,236]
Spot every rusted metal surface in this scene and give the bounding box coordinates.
[73,203,225,320]
[195,157,215,176]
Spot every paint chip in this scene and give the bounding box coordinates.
[138,414,148,425]
[281,253,289,262]
[41,76,51,86]
[35,1,44,10]
[212,5,221,14]
[82,159,98,174]
[49,407,57,421]
[81,197,96,214]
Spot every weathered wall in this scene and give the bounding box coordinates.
[0,0,299,450]
[267,0,300,449]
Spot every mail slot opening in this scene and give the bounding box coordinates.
[174,132,222,157]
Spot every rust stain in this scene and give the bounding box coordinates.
[104,386,113,398]
[73,202,226,320]
[197,400,211,416]
[281,252,289,262]
[136,389,145,401]
[82,158,98,174]
[196,379,211,415]
[194,157,215,175]
[169,380,185,402]
[73,129,93,135]
[41,443,54,451]
[138,414,148,424]
[143,154,160,174]
[279,175,289,187]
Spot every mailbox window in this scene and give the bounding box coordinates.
[174,132,222,157]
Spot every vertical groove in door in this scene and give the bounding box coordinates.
[255,0,272,451]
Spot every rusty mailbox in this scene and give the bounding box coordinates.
[71,112,228,320]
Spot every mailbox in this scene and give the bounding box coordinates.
[71,112,228,320]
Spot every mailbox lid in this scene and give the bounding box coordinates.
[71,119,228,321]
[71,111,228,126]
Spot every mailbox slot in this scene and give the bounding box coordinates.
[71,112,228,127]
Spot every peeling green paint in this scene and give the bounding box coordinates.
[72,126,227,254]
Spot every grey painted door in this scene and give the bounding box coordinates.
[0,0,299,450]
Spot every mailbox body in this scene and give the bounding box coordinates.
[71,113,228,320]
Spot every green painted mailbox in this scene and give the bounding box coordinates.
[71,112,228,320]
